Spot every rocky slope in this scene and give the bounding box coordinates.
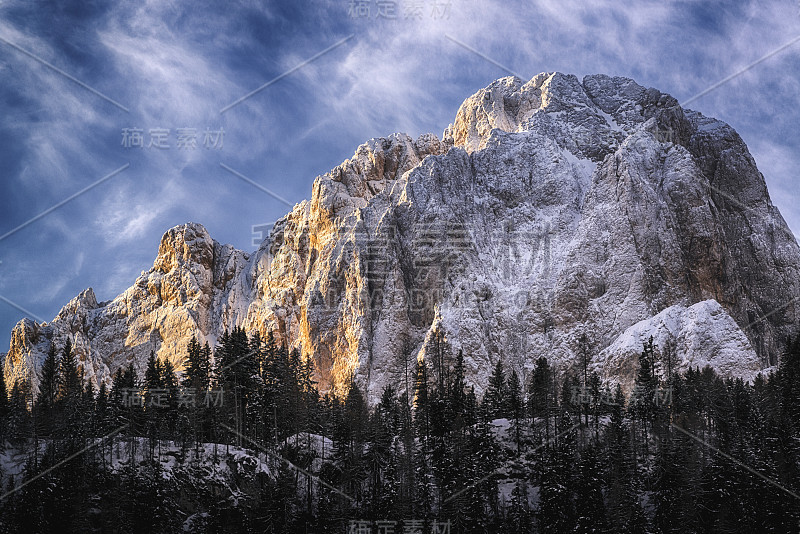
[4,72,799,399]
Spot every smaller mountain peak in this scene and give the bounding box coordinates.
[312,132,447,221]
[75,287,98,309]
[154,222,215,273]
[53,288,97,323]
[168,221,211,237]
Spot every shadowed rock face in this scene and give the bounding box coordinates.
[4,72,799,400]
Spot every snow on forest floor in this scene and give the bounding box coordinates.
[0,437,273,484]
[2,417,611,512]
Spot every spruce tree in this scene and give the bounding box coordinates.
[142,351,164,457]
[538,443,576,532]
[778,333,800,426]
[573,446,608,533]
[631,336,657,453]
[506,369,524,454]
[412,360,434,520]
[505,480,533,533]
[36,344,59,415]
[483,359,507,420]
[587,371,602,439]
[7,379,32,446]
[143,351,163,393]
[94,381,111,458]
[560,373,581,422]
[449,350,467,423]
[55,339,83,447]
[528,357,553,440]
[365,385,398,518]
[333,377,368,507]
[182,335,211,450]
[653,429,701,533]
[182,335,203,389]
[161,358,179,437]
[57,338,81,401]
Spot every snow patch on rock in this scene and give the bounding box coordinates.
[593,300,763,391]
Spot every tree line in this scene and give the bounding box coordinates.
[0,330,799,532]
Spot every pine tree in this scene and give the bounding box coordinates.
[560,373,581,422]
[181,335,212,451]
[365,385,399,518]
[460,397,500,530]
[528,357,553,440]
[505,369,524,454]
[52,338,84,448]
[258,331,282,446]
[94,381,112,462]
[7,379,32,446]
[182,335,211,392]
[412,360,434,520]
[538,443,576,532]
[778,333,800,427]
[142,351,164,458]
[36,344,59,415]
[161,359,177,390]
[587,371,602,440]
[605,384,648,533]
[201,342,212,385]
[449,350,468,424]
[161,358,179,438]
[573,446,608,533]
[57,338,82,402]
[505,480,533,533]
[110,364,141,444]
[143,350,163,393]
[653,428,701,533]
[215,328,253,446]
[631,336,657,453]
[333,377,368,507]
[483,358,507,420]
[295,349,318,434]
[413,359,431,443]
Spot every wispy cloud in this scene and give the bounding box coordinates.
[0,0,798,351]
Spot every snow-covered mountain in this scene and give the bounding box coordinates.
[4,72,800,400]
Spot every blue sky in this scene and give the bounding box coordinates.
[1,0,799,351]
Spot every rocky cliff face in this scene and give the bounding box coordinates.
[4,72,799,400]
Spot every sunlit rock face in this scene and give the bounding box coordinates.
[4,73,799,400]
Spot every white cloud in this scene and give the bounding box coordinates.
[2,0,799,350]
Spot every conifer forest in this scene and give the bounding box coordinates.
[1,328,799,533]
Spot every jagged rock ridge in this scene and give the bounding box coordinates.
[4,72,799,400]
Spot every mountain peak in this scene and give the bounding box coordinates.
[154,222,215,274]
[4,73,799,401]
[445,71,689,162]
